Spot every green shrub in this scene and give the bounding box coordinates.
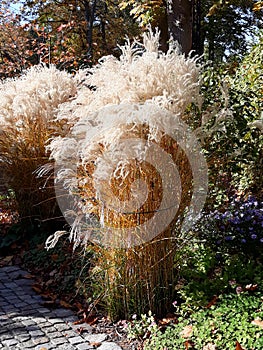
[197,33,263,208]
[144,292,263,350]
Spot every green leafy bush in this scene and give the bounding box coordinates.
[194,33,263,210]
[141,243,263,349]
[144,291,263,350]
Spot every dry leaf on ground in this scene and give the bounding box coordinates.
[180,325,193,338]
[251,318,263,329]
[236,341,245,350]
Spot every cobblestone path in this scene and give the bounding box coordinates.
[0,266,123,350]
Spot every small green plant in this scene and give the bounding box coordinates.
[126,311,158,340]
[175,243,226,308]
[175,232,263,308]
[144,292,263,349]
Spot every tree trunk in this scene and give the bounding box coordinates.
[166,0,193,55]
[83,0,97,62]
[158,1,169,52]
[192,0,203,56]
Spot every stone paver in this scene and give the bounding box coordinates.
[0,266,123,349]
[97,343,123,350]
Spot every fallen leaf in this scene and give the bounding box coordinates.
[60,300,72,309]
[42,300,57,308]
[236,341,244,350]
[159,315,177,325]
[1,256,13,265]
[73,313,99,326]
[90,342,101,348]
[251,319,263,329]
[32,284,42,294]
[76,327,84,335]
[73,318,85,325]
[206,296,218,308]
[40,292,57,300]
[23,274,35,279]
[180,325,193,338]
[74,302,84,311]
[245,284,257,291]
[85,316,99,326]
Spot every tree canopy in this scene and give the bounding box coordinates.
[0,0,262,77]
[120,0,262,59]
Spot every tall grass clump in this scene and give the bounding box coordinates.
[47,29,203,319]
[0,65,77,224]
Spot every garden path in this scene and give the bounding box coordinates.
[0,265,123,350]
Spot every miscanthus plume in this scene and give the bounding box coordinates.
[0,65,77,219]
[0,64,77,153]
[46,29,203,248]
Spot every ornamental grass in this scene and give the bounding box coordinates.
[44,29,205,319]
[0,65,77,224]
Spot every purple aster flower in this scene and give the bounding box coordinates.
[241,239,246,243]
[225,236,233,241]
[230,217,239,224]
[260,238,263,243]
[251,234,257,239]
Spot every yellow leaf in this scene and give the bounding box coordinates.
[130,5,143,16]
[207,4,218,16]
[253,1,263,12]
